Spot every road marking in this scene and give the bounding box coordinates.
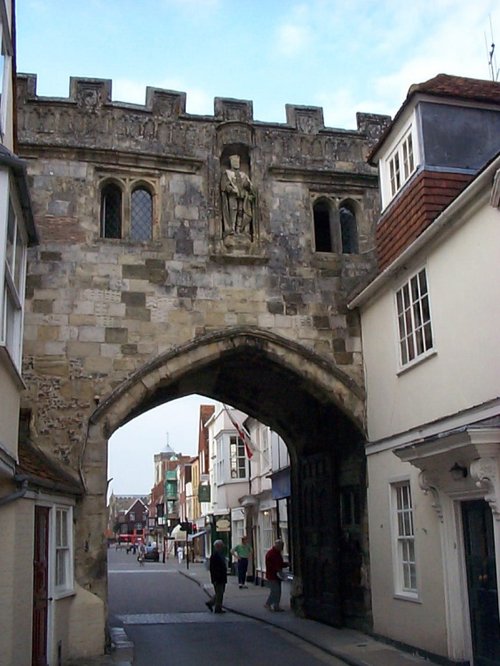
[108,569,178,574]
[116,612,250,625]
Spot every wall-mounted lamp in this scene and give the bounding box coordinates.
[450,462,468,481]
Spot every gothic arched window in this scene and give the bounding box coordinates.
[313,199,334,252]
[339,203,358,254]
[131,186,153,241]
[100,183,122,239]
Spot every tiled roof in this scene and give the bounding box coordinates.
[369,74,500,163]
[16,439,83,496]
[407,73,500,104]
[111,494,149,512]
[376,170,473,271]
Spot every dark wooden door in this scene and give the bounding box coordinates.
[299,452,342,626]
[32,506,50,666]
[462,499,500,666]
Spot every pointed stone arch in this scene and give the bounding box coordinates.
[90,326,365,439]
[79,327,368,627]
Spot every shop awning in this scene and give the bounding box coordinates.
[188,530,207,541]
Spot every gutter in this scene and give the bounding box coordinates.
[348,155,500,309]
[0,146,38,246]
[14,472,83,497]
[0,479,28,508]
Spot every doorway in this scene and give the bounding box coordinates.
[462,499,500,666]
[32,506,50,666]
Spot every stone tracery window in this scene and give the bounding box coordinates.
[313,196,359,254]
[100,178,155,241]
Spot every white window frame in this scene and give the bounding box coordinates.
[390,480,418,599]
[215,437,223,485]
[380,121,418,209]
[0,170,28,374]
[229,434,247,480]
[395,266,434,370]
[33,500,75,600]
[232,519,244,553]
[0,8,13,139]
[54,506,73,595]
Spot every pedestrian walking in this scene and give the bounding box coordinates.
[137,540,146,566]
[206,540,227,614]
[264,539,287,612]
[177,545,184,564]
[231,535,253,588]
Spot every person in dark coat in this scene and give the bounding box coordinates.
[206,540,227,614]
[264,539,286,611]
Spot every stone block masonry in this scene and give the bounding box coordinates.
[16,74,389,610]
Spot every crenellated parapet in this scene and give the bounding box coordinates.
[17,74,390,166]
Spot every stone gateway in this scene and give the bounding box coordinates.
[16,73,390,646]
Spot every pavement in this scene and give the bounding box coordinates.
[65,562,442,666]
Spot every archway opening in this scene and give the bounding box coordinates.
[91,331,369,629]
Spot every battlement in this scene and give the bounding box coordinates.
[17,73,390,137]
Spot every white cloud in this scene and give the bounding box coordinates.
[276,22,311,57]
[274,4,313,57]
[372,0,499,117]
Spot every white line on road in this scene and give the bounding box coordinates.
[108,569,178,574]
[116,612,250,624]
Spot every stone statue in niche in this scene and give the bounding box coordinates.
[220,154,255,238]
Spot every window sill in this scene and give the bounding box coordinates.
[397,349,437,376]
[95,237,162,247]
[53,588,76,601]
[393,592,421,604]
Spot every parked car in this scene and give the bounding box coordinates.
[144,545,159,561]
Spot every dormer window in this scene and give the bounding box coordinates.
[380,124,418,209]
[388,128,415,198]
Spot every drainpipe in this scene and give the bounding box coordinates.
[0,479,29,507]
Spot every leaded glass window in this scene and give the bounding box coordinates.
[131,187,152,241]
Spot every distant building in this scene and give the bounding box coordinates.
[108,493,150,542]
[239,417,291,583]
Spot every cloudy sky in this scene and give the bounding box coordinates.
[17,0,498,128]
[16,0,499,493]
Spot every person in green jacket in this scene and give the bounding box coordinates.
[231,535,253,588]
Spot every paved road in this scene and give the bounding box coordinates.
[108,548,345,665]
